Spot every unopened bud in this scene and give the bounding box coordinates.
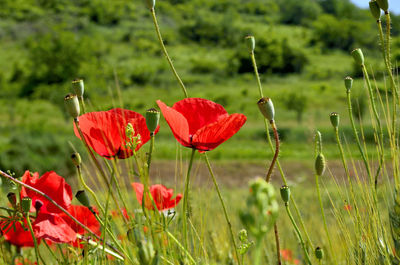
[146,108,160,133]
[145,0,155,9]
[376,0,388,12]
[127,228,137,243]
[280,185,290,204]
[34,200,43,212]
[7,193,17,207]
[351,48,365,66]
[315,246,324,260]
[330,112,340,128]
[71,152,82,167]
[76,190,91,208]
[257,97,275,121]
[245,36,255,53]
[72,79,84,97]
[344,76,353,92]
[21,197,32,213]
[369,1,381,20]
[64,94,80,119]
[315,153,326,176]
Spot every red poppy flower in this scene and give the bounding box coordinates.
[20,171,73,214]
[157,98,246,152]
[33,212,76,243]
[60,205,101,248]
[0,219,37,247]
[74,108,159,159]
[131,183,182,211]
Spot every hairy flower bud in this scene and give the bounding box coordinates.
[376,0,389,12]
[280,185,291,204]
[7,193,17,207]
[369,1,381,20]
[315,246,324,260]
[245,35,255,53]
[257,97,275,121]
[76,190,91,208]
[351,48,365,66]
[330,112,340,128]
[21,197,32,213]
[72,79,84,97]
[315,153,326,176]
[146,108,160,133]
[71,152,82,167]
[64,94,80,119]
[344,76,353,93]
[145,0,155,9]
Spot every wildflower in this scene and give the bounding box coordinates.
[131,183,182,211]
[344,204,352,211]
[74,108,159,159]
[157,98,246,152]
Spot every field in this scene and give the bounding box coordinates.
[1,0,400,264]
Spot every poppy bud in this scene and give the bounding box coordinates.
[64,94,80,119]
[351,48,365,66]
[145,0,155,9]
[280,185,290,204]
[344,76,353,92]
[245,35,255,53]
[369,1,381,20]
[315,246,324,260]
[315,153,326,176]
[76,190,91,208]
[330,112,340,128]
[34,200,43,212]
[146,108,160,133]
[72,79,84,97]
[376,0,388,12]
[257,97,275,121]
[7,193,17,207]
[71,152,82,167]
[21,197,32,213]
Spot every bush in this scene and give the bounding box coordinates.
[277,0,322,26]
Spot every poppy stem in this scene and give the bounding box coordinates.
[150,8,188,98]
[74,118,128,225]
[182,148,196,251]
[250,50,264,98]
[204,154,241,265]
[166,230,196,264]
[25,213,40,265]
[76,165,105,215]
[79,96,86,114]
[265,121,279,183]
[76,234,124,261]
[147,133,155,176]
[0,170,123,260]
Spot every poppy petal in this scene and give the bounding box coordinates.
[0,219,37,247]
[33,212,76,243]
[172,98,228,135]
[192,113,246,151]
[157,100,190,147]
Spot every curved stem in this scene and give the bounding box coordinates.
[76,165,105,215]
[285,203,312,265]
[182,149,196,250]
[266,121,279,182]
[204,154,241,265]
[150,8,188,98]
[25,213,40,265]
[250,51,263,98]
[273,223,282,265]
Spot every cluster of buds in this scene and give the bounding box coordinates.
[125,123,142,151]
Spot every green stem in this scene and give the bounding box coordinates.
[266,121,279,182]
[25,213,40,265]
[204,154,241,265]
[273,223,282,265]
[111,159,131,220]
[150,8,188,98]
[316,174,336,265]
[166,231,196,264]
[250,51,263,98]
[147,133,155,176]
[183,149,196,250]
[253,238,263,265]
[76,234,124,261]
[79,96,86,114]
[76,165,105,215]
[284,203,312,265]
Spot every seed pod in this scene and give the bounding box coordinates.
[145,0,155,9]
[76,190,91,208]
[351,48,365,66]
[344,76,353,92]
[315,153,326,176]
[315,246,324,260]
[245,35,255,53]
[376,0,389,12]
[146,108,160,133]
[21,197,32,213]
[280,185,291,204]
[7,193,17,207]
[369,1,381,20]
[72,79,84,97]
[257,97,275,121]
[330,112,340,128]
[64,94,80,119]
[71,152,82,167]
